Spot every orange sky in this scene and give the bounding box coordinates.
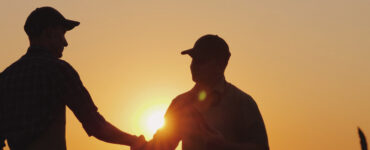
[1,0,370,150]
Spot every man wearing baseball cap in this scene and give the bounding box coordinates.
[0,7,145,150]
[144,34,269,150]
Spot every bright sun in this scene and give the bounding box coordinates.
[138,105,167,139]
[146,110,165,134]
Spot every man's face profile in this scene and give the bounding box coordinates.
[44,26,68,58]
[190,55,222,83]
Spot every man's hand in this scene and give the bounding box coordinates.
[130,135,147,150]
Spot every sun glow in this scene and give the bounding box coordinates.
[136,104,168,139]
[146,110,166,134]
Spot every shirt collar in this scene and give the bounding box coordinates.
[194,78,226,94]
[212,78,226,95]
[190,78,227,107]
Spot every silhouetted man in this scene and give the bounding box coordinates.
[144,35,269,150]
[0,7,145,150]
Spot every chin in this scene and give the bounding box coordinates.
[192,76,199,83]
[193,77,207,84]
[57,48,64,58]
[57,53,63,58]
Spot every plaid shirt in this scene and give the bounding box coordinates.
[0,47,105,150]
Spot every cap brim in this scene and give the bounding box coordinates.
[63,19,80,31]
[181,49,194,55]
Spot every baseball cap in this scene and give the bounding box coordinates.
[181,34,230,60]
[24,6,80,37]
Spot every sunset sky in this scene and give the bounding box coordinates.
[1,0,370,150]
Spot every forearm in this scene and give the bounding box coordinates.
[92,121,138,146]
[65,91,139,146]
[148,128,181,150]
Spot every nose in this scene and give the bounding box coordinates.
[63,36,68,47]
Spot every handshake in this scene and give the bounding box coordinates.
[131,135,147,150]
[130,124,228,150]
[128,105,227,150]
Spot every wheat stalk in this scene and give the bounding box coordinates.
[358,127,367,150]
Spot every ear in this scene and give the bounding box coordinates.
[42,27,54,38]
[215,59,227,69]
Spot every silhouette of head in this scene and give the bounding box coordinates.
[24,7,79,58]
[182,34,230,84]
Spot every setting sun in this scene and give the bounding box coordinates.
[134,103,169,140]
[145,110,166,134]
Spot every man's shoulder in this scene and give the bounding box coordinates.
[11,54,73,71]
[173,90,193,102]
[226,82,258,107]
[166,88,195,112]
[1,55,79,85]
[29,57,77,75]
[54,59,77,73]
[226,83,264,121]
[172,90,193,104]
[35,57,74,71]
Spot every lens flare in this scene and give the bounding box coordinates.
[198,90,207,101]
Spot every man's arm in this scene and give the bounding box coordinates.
[65,86,141,146]
[146,108,182,149]
[86,120,145,146]
[143,96,193,150]
[55,61,143,146]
